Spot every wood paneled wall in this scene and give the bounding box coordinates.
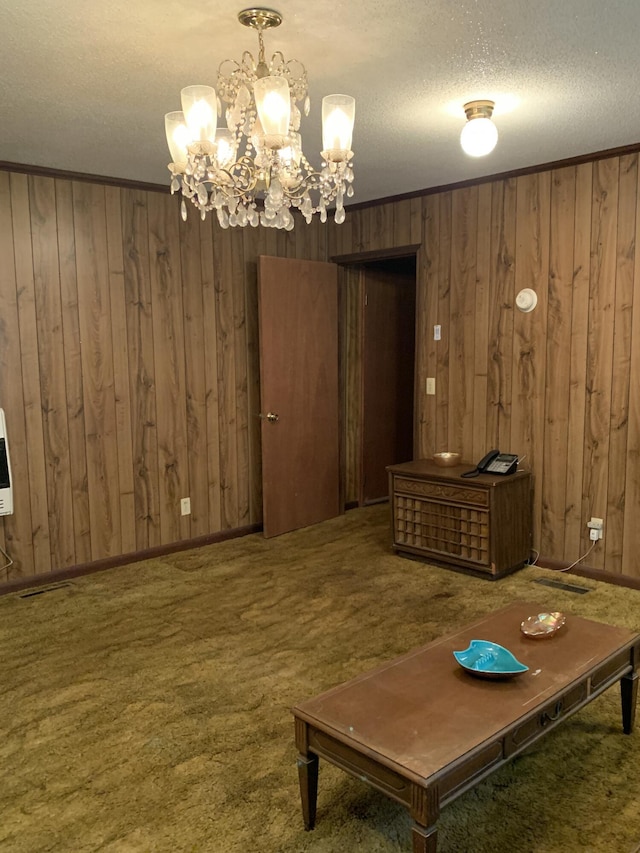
[328,154,640,579]
[0,171,327,584]
[2,148,640,586]
[340,264,364,506]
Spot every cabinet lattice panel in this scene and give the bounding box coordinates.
[395,496,489,565]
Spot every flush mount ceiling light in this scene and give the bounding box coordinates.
[460,100,498,158]
[164,7,355,230]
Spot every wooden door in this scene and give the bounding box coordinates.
[258,256,340,537]
[361,262,416,503]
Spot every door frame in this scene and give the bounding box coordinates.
[332,245,420,508]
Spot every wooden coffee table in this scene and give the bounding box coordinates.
[292,602,639,852]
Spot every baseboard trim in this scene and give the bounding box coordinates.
[0,523,262,597]
[5,526,639,597]
[536,556,640,591]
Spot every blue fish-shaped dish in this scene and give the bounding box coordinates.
[454,639,528,679]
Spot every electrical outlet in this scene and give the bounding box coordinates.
[587,517,603,540]
[181,497,191,516]
[426,377,436,395]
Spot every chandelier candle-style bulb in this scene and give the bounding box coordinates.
[278,132,303,188]
[214,129,237,168]
[254,76,291,146]
[164,7,355,228]
[322,95,355,157]
[278,133,302,168]
[460,99,498,157]
[164,111,190,170]
[181,85,217,146]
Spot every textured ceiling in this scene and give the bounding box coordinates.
[2,0,640,205]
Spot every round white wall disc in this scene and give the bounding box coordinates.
[515,288,538,313]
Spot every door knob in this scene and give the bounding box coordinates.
[259,412,279,423]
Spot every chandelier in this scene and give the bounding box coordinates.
[164,7,355,230]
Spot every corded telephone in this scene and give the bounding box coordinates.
[461,449,518,478]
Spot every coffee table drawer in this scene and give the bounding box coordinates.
[307,728,412,804]
[505,681,588,754]
[438,740,504,803]
[591,650,633,690]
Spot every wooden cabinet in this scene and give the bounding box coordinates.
[387,460,532,579]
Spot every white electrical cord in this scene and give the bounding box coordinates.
[0,543,13,572]
[554,539,597,573]
[526,548,540,567]
[526,540,598,573]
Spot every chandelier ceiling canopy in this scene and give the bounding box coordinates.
[164,7,355,230]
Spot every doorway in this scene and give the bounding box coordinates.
[255,250,416,537]
[340,254,417,506]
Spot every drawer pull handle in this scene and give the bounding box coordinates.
[541,700,563,726]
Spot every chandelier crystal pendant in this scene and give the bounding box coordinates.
[164,7,355,230]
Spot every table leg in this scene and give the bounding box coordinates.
[412,822,438,853]
[410,783,439,852]
[621,670,638,734]
[297,752,319,830]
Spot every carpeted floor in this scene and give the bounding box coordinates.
[1,504,640,852]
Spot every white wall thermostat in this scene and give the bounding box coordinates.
[516,288,538,313]
[0,408,13,515]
